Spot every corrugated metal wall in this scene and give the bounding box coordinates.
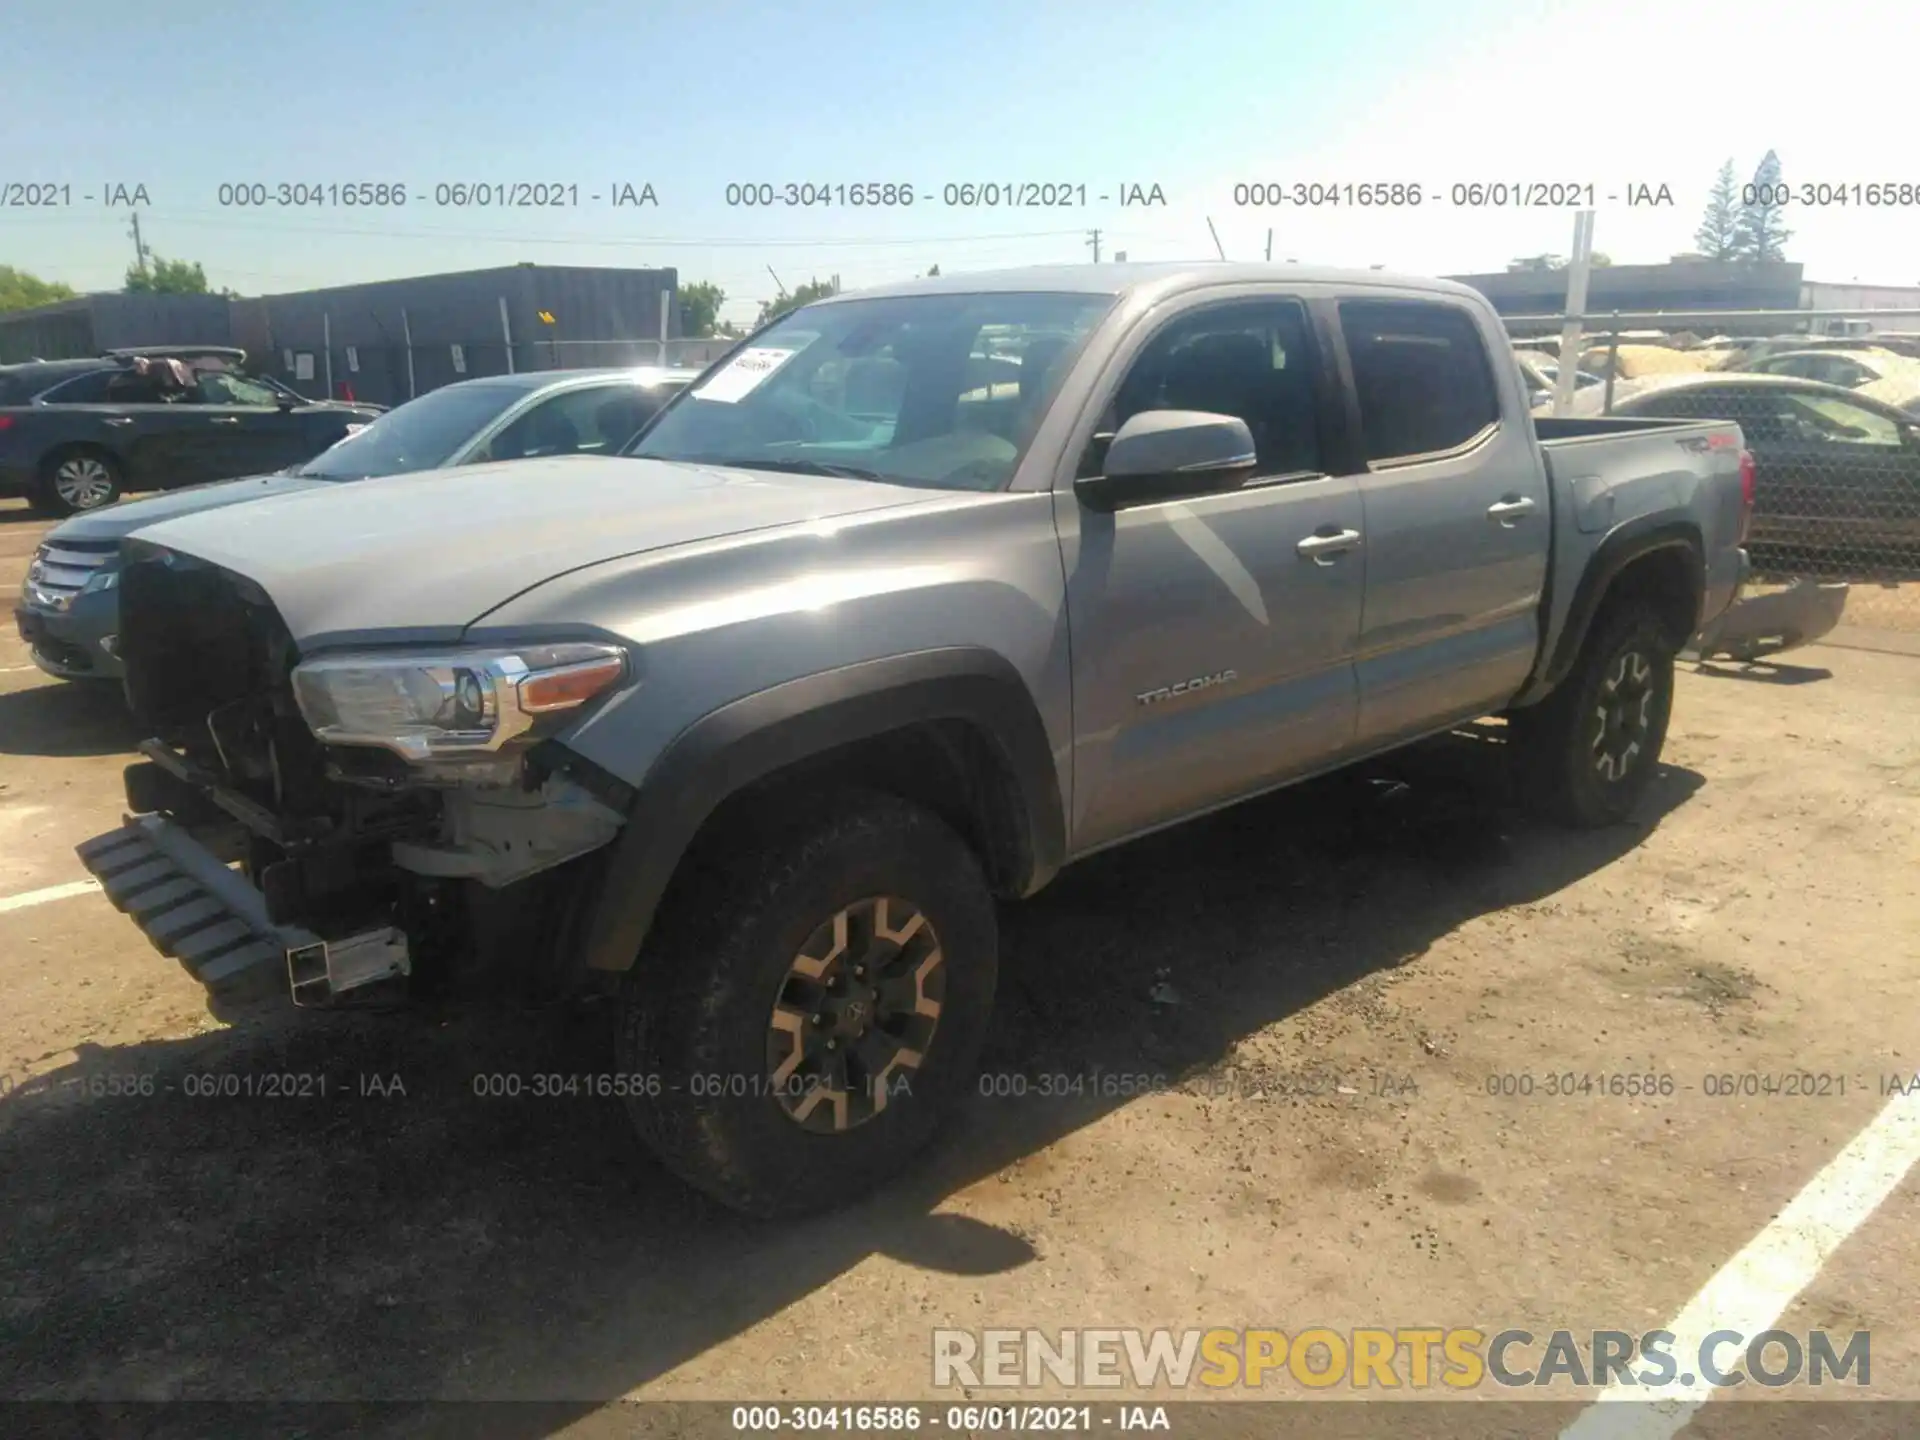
[0,303,96,362]
[90,294,236,350]
[250,265,680,406]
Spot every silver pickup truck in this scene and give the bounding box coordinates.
[77,263,1751,1216]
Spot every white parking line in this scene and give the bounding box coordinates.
[1560,1084,1920,1439]
[0,879,102,914]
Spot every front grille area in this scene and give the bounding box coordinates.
[120,543,292,742]
[27,537,116,604]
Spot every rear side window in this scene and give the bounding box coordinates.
[1339,300,1500,462]
[37,370,116,404]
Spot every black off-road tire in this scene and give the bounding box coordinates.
[615,791,998,1218]
[1510,602,1676,828]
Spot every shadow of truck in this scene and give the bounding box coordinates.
[0,728,1701,1438]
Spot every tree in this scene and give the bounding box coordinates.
[679,281,726,337]
[925,264,941,277]
[0,265,76,313]
[1695,159,1741,260]
[124,255,211,295]
[758,278,837,325]
[1732,150,1792,263]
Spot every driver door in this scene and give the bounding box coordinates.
[1058,293,1366,853]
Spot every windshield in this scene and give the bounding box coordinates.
[292,382,525,479]
[629,290,1116,491]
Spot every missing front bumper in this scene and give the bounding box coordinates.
[287,928,411,1007]
[77,814,410,1005]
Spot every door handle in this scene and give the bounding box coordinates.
[210,415,241,425]
[102,416,134,426]
[1487,496,1536,524]
[1296,528,1362,565]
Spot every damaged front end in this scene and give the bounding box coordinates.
[78,540,633,1007]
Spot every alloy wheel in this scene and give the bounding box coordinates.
[1591,648,1655,782]
[766,896,946,1134]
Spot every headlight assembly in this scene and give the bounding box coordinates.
[290,642,628,763]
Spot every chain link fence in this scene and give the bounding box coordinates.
[1513,314,1920,635]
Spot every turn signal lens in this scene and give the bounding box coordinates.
[518,655,627,713]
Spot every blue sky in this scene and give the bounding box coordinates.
[8,0,1918,326]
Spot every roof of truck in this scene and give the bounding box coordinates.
[820,262,1486,303]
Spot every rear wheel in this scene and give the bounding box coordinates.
[33,449,123,516]
[1511,602,1676,828]
[616,791,998,1217]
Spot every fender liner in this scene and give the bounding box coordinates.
[1540,515,1704,691]
[574,647,1066,975]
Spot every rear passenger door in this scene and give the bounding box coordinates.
[1335,297,1549,748]
[1059,293,1367,853]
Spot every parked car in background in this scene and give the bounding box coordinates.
[1572,372,1920,571]
[0,346,382,516]
[1578,343,1719,381]
[1515,354,1602,409]
[15,365,700,682]
[1745,346,1920,398]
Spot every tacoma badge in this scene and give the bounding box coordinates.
[1136,669,1238,706]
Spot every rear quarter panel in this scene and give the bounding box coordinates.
[1515,419,1745,705]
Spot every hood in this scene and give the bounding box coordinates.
[50,472,334,543]
[130,454,939,649]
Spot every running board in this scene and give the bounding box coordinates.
[77,814,324,998]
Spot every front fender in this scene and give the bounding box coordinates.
[572,646,1065,975]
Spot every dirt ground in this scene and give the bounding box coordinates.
[0,499,1916,1440]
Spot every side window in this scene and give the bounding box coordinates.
[36,371,115,404]
[1339,299,1500,463]
[484,386,640,461]
[1082,298,1324,479]
[1784,395,1903,447]
[194,372,279,406]
[1639,387,1798,445]
[103,372,167,404]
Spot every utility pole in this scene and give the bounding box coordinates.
[1265,229,1273,262]
[1086,228,1102,263]
[128,211,151,279]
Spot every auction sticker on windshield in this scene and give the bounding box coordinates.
[693,338,814,404]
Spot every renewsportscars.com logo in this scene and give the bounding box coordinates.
[932,1327,1871,1391]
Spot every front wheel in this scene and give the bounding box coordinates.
[1510,602,1676,828]
[33,449,123,516]
[616,791,998,1217]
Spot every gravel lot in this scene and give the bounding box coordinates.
[0,500,1915,1439]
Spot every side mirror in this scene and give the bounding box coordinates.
[1073,410,1258,513]
[275,392,298,410]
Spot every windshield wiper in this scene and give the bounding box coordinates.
[674,455,898,484]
